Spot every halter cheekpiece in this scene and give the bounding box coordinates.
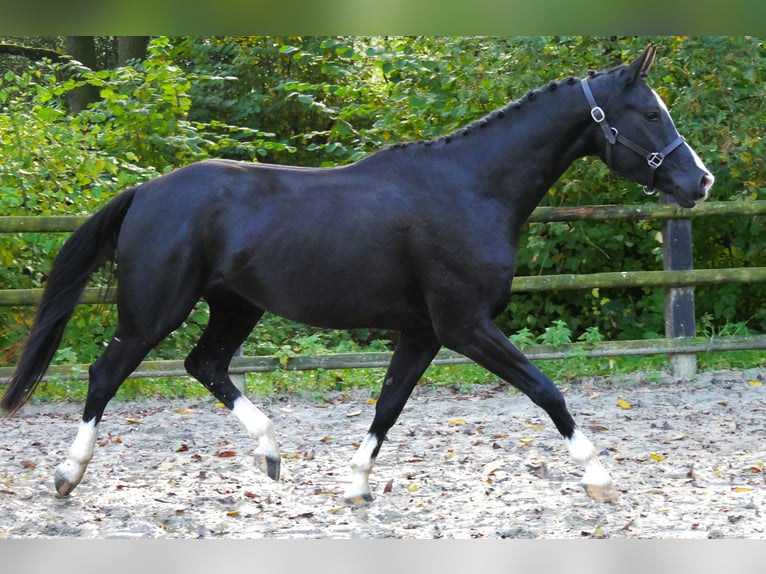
[581,77,685,194]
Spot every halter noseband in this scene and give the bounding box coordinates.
[581,77,685,194]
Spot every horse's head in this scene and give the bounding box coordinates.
[583,46,714,208]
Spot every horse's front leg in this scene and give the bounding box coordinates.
[439,317,618,502]
[344,329,441,504]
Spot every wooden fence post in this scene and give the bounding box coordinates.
[661,194,697,378]
[230,345,246,393]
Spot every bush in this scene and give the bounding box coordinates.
[1,36,763,371]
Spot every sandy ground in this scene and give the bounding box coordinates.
[0,368,764,539]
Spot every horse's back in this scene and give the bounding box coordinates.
[114,159,437,330]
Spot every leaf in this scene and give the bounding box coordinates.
[732,487,753,492]
[617,399,632,410]
[20,460,36,469]
[527,462,551,479]
[483,459,504,475]
[407,482,420,493]
[747,380,763,387]
[215,450,237,458]
[226,510,240,517]
[383,479,394,494]
[449,418,467,425]
[289,511,315,519]
[174,408,192,415]
[125,418,140,424]
[649,453,666,462]
[176,444,189,452]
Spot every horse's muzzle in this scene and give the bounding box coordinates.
[699,172,715,201]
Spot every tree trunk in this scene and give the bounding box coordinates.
[117,36,149,66]
[64,36,100,114]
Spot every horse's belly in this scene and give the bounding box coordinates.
[230,263,429,331]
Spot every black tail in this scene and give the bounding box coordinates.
[1,187,138,416]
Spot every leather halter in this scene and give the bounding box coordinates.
[581,77,685,194]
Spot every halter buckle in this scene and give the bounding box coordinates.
[647,152,664,169]
[590,106,606,123]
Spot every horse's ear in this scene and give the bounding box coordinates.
[623,45,657,84]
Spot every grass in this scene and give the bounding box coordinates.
[22,346,765,407]
[10,317,764,406]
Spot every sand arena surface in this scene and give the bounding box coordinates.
[1,368,764,538]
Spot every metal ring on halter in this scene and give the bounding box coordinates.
[643,186,657,196]
[647,152,664,169]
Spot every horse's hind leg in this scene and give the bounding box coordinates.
[55,333,171,496]
[184,293,281,480]
[55,271,202,496]
[344,329,441,504]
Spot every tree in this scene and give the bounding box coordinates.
[117,36,148,66]
[65,36,99,114]
[65,36,150,113]
[0,36,151,114]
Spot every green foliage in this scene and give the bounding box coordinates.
[169,36,765,340]
[0,37,293,361]
[1,36,764,384]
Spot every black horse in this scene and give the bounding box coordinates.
[2,46,713,503]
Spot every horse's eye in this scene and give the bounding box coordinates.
[646,111,660,122]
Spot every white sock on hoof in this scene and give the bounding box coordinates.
[566,428,613,489]
[55,418,98,493]
[231,396,280,476]
[345,433,378,502]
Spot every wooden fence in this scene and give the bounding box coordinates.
[1,199,765,383]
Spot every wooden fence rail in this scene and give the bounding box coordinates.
[1,334,764,383]
[2,267,766,307]
[1,200,764,383]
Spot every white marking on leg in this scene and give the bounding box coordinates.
[55,418,98,496]
[344,433,378,503]
[566,428,617,501]
[231,396,280,479]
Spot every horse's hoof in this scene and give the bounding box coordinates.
[254,453,281,481]
[344,492,373,506]
[582,481,619,503]
[54,473,76,497]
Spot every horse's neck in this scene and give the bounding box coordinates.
[441,77,601,223]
